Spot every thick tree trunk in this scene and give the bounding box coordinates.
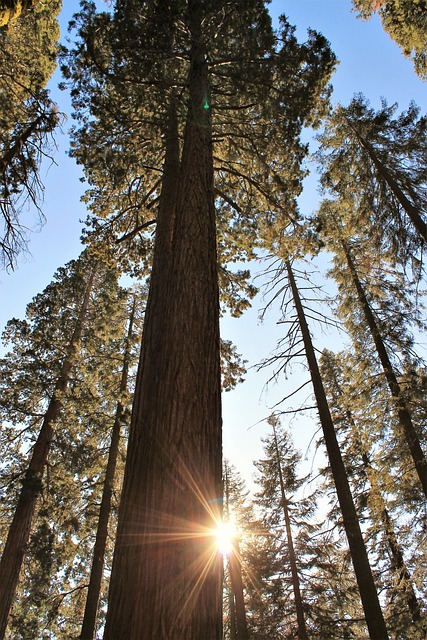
[342,241,427,497]
[271,423,308,640]
[79,297,136,640]
[103,3,223,638]
[228,538,249,640]
[0,269,95,640]
[285,260,389,640]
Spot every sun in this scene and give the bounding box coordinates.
[214,521,236,556]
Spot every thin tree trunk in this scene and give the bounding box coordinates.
[229,584,237,640]
[103,3,223,638]
[285,260,389,640]
[228,537,249,640]
[342,240,427,497]
[350,125,427,244]
[0,269,96,640]
[79,296,137,640]
[271,422,308,640]
[324,357,424,628]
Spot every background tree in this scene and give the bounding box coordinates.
[315,200,427,497]
[320,348,427,637]
[259,258,389,638]
[254,416,310,640]
[316,95,427,275]
[0,251,126,639]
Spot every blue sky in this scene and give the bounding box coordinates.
[1,0,426,487]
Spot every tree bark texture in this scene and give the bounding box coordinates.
[103,4,223,638]
[272,423,308,640]
[0,269,96,640]
[342,241,427,497]
[80,297,137,640]
[285,260,389,640]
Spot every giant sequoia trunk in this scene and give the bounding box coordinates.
[285,260,389,640]
[0,269,96,640]
[79,297,136,640]
[342,240,427,497]
[271,422,308,640]
[103,4,223,638]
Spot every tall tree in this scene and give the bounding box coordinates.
[79,291,140,640]
[64,2,336,638]
[254,416,309,640]
[320,348,427,637]
[316,95,427,273]
[266,260,389,639]
[315,202,427,497]
[352,0,427,80]
[0,252,122,639]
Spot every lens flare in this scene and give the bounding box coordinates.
[214,521,236,556]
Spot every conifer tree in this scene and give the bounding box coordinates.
[0,252,123,639]
[315,201,427,498]
[254,416,309,640]
[222,460,274,640]
[320,348,427,637]
[261,259,389,639]
[316,95,427,273]
[63,2,336,637]
[79,290,142,640]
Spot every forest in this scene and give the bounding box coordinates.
[0,0,426,638]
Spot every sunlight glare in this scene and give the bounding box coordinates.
[214,521,236,556]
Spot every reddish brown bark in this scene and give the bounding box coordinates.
[103,4,223,638]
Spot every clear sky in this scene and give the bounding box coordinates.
[1,0,426,489]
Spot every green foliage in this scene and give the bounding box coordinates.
[0,0,62,269]
[316,94,427,275]
[61,0,336,299]
[0,252,144,638]
[353,0,427,80]
[319,349,427,638]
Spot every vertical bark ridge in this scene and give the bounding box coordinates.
[103,2,222,637]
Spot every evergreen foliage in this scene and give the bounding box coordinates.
[352,0,427,80]
[0,0,62,269]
